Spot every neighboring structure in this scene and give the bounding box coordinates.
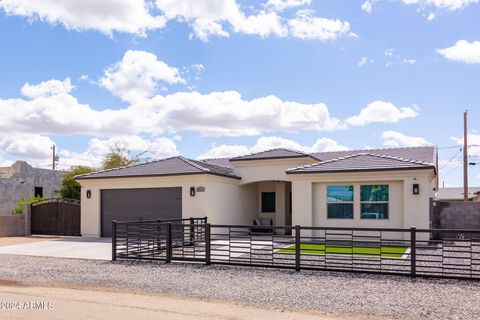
[0,161,63,215]
[436,187,480,202]
[77,146,437,238]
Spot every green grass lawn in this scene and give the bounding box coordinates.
[277,243,408,258]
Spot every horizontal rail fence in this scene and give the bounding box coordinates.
[112,217,207,261]
[113,220,480,280]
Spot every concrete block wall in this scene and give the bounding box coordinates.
[0,204,31,237]
[433,201,480,229]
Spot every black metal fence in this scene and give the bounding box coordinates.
[112,219,480,280]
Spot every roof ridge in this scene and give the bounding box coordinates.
[231,147,306,160]
[366,152,433,166]
[179,156,210,172]
[286,152,433,172]
[198,159,232,170]
[286,153,361,171]
[74,156,179,178]
[309,145,435,156]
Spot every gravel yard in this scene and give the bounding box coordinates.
[0,254,479,320]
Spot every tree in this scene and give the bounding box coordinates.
[60,166,95,200]
[102,144,138,170]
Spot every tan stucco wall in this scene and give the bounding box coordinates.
[79,165,435,239]
[290,169,435,239]
[231,158,316,185]
[257,181,289,226]
[78,174,255,237]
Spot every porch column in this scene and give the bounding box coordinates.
[275,182,286,226]
[291,180,313,237]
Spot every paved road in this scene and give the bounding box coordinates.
[0,282,358,320]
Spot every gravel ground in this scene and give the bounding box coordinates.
[1,254,479,320]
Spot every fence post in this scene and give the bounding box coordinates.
[295,225,301,272]
[112,220,117,261]
[410,226,416,278]
[190,217,194,245]
[205,223,211,265]
[166,222,172,263]
[157,219,162,253]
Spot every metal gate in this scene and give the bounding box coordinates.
[31,198,81,236]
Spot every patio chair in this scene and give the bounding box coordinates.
[251,218,274,234]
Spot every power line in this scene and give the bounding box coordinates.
[439,148,462,170]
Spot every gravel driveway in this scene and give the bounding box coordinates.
[0,254,479,319]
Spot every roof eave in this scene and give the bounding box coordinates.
[75,171,241,181]
[230,154,310,162]
[286,166,436,175]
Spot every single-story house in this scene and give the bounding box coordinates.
[436,187,480,202]
[76,146,437,238]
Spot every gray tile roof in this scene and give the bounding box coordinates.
[75,156,240,180]
[230,148,309,161]
[311,146,436,165]
[76,146,437,180]
[286,152,436,174]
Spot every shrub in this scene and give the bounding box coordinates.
[12,195,46,215]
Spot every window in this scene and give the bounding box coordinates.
[360,185,389,219]
[34,187,43,197]
[261,192,276,213]
[327,186,353,219]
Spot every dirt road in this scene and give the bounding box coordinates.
[0,281,369,320]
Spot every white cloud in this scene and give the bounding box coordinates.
[156,0,286,41]
[21,78,73,99]
[58,135,179,168]
[0,70,344,139]
[381,130,430,147]
[99,50,185,102]
[232,11,287,38]
[148,91,344,136]
[385,48,394,57]
[361,0,378,13]
[198,144,250,159]
[0,134,55,159]
[1,0,355,42]
[437,40,480,64]
[310,137,350,152]
[358,56,373,67]
[401,0,479,11]
[198,136,349,159]
[265,0,311,12]
[346,101,419,126]
[0,132,180,169]
[403,58,416,64]
[451,133,480,156]
[0,0,166,36]
[288,9,356,41]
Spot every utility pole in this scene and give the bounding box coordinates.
[463,110,468,201]
[51,144,56,170]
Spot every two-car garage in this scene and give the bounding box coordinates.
[100,187,182,237]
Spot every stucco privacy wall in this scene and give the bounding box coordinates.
[0,161,62,215]
[290,170,435,239]
[78,174,255,237]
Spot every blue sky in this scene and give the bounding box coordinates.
[0,0,479,187]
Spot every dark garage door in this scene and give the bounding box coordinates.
[101,187,182,237]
